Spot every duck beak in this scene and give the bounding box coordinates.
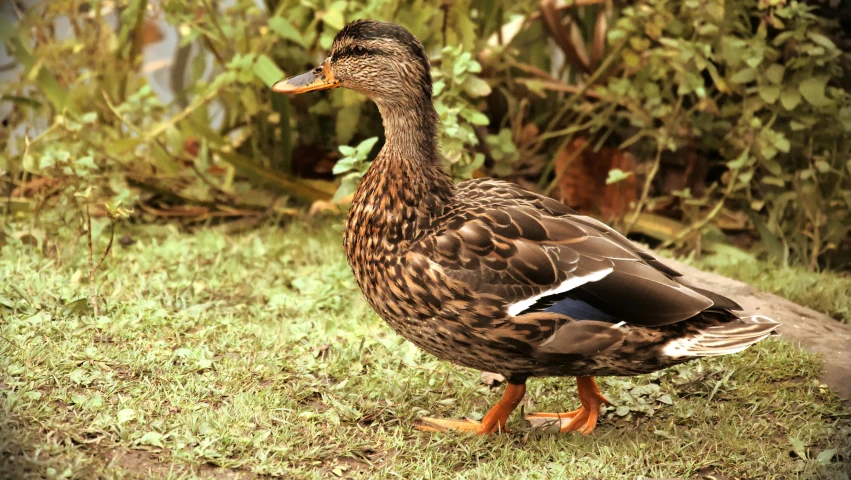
[271,59,340,94]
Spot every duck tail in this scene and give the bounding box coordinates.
[662,315,780,359]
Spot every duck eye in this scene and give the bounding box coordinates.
[353,45,367,56]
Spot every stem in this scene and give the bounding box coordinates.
[809,212,821,272]
[118,0,149,102]
[624,96,684,235]
[535,40,626,150]
[658,160,743,250]
[623,142,663,235]
[94,219,116,273]
[85,200,99,317]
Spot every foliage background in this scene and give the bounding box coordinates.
[2,0,850,271]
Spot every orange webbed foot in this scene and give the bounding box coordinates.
[416,382,526,435]
[416,417,505,434]
[525,376,611,435]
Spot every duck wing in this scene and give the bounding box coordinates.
[418,179,735,328]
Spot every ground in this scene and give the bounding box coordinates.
[1,220,849,479]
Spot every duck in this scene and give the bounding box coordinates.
[271,19,780,435]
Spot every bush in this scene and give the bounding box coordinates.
[1,0,849,269]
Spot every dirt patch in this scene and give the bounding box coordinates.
[664,258,851,402]
[108,449,258,479]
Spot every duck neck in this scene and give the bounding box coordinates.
[378,100,441,169]
[346,98,453,248]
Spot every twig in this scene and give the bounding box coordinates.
[0,334,19,350]
[94,218,116,273]
[146,86,223,139]
[199,0,228,67]
[658,159,743,250]
[84,199,98,317]
[624,96,684,235]
[102,92,233,198]
[540,0,590,74]
[623,142,663,235]
[531,40,626,153]
[5,134,28,217]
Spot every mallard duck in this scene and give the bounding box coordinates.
[272,20,780,435]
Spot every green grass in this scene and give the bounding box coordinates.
[1,220,849,479]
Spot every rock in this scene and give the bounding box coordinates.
[663,258,851,401]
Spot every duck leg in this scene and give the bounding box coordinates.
[525,376,611,434]
[416,382,526,434]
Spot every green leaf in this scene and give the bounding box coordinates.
[727,149,752,170]
[807,32,836,50]
[789,437,808,460]
[322,9,345,30]
[79,112,98,124]
[253,54,285,88]
[355,137,380,157]
[839,106,851,131]
[432,80,446,96]
[333,172,361,203]
[462,76,491,98]
[62,297,91,316]
[454,52,473,77]
[75,155,98,170]
[762,176,785,187]
[816,448,836,465]
[87,394,103,409]
[765,64,785,84]
[759,85,780,104]
[1,16,68,112]
[799,76,833,107]
[461,109,489,126]
[607,29,626,42]
[745,56,763,68]
[605,168,634,185]
[138,431,164,448]
[268,18,306,48]
[117,408,136,424]
[780,88,802,110]
[730,67,756,84]
[332,158,356,175]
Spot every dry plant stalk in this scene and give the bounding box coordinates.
[76,188,123,317]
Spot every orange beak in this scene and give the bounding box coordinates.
[271,60,341,94]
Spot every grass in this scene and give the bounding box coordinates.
[1,219,849,479]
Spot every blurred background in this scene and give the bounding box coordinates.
[2,0,850,271]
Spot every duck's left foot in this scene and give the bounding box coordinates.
[415,382,526,435]
[416,417,503,434]
[525,376,611,435]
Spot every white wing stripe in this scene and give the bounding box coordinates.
[506,267,614,317]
